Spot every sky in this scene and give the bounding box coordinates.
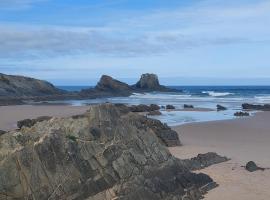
[0,0,270,85]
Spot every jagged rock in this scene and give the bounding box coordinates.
[183,152,229,171]
[140,117,181,147]
[17,116,52,129]
[0,104,218,200]
[0,73,64,97]
[134,73,178,92]
[95,75,132,95]
[130,104,160,112]
[234,112,250,117]
[166,105,176,110]
[147,110,162,116]
[217,104,227,111]
[242,103,270,111]
[184,104,194,109]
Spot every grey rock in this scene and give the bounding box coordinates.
[183,152,229,171]
[0,73,64,97]
[134,73,179,92]
[147,110,162,116]
[242,103,270,111]
[217,104,227,111]
[184,104,194,109]
[234,112,250,117]
[17,116,52,129]
[166,105,176,110]
[0,104,220,200]
[245,161,265,172]
[130,104,160,112]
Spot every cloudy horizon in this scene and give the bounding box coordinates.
[0,0,269,85]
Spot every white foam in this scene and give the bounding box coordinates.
[202,91,234,97]
[255,95,270,103]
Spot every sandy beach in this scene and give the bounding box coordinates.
[0,105,89,131]
[170,111,270,200]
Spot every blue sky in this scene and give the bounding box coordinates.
[0,0,270,85]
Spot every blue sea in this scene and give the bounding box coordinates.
[56,86,270,126]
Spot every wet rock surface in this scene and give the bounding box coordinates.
[242,103,270,111]
[166,105,176,110]
[0,104,225,200]
[234,111,250,117]
[217,104,227,111]
[184,104,194,109]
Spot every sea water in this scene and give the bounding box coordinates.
[55,85,269,126]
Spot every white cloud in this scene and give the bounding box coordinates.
[0,0,269,59]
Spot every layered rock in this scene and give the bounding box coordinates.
[0,73,64,97]
[0,104,222,200]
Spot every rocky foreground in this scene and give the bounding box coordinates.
[0,104,227,200]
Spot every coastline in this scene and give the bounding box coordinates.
[170,111,270,199]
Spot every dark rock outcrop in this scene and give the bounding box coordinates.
[184,104,194,109]
[245,161,265,172]
[17,116,52,129]
[217,104,227,111]
[234,111,250,117]
[147,110,162,116]
[140,117,181,147]
[242,103,270,111]
[95,75,132,95]
[0,73,181,105]
[134,73,177,92]
[0,104,221,200]
[166,105,176,110]
[0,73,64,97]
[183,153,229,171]
[130,104,160,112]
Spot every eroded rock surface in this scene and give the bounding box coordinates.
[0,104,220,200]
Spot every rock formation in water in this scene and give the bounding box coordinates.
[134,73,177,92]
[234,111,250,117]
[0,104,226,200]
[0,73,181,105]
[217,104,227,111]
[242,103,270,111]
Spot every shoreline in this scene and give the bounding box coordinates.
[170,111,270,200]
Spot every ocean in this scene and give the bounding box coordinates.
[56,85,270,126]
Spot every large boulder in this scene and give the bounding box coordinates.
[0,104,222,200]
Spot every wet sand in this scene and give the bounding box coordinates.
[170,111,270,200]
[0,105,89,131]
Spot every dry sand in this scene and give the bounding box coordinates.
[0,105,89,131]
[170,111,270,200]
